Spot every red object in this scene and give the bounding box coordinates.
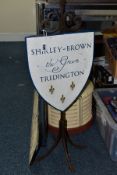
[102,96,112,105]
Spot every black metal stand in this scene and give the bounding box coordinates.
[30,111,86,172]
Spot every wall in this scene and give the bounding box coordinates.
[0,0,36,41]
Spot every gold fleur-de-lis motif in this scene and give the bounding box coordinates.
[49,85,55,94]
[70,81,75,90]
[60,94,65,103]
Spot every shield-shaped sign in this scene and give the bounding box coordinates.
[26,32,94,111]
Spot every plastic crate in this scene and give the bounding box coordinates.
[93,88,117,161]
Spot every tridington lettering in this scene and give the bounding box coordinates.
[40,71,84,82]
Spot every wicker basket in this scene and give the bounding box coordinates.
[48,81,94,134]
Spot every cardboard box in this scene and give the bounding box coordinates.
[104,36,117,78]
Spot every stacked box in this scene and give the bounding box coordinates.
[104,36,117,78]
[93,88,117,161]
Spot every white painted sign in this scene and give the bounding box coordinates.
[26,32,94,111]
